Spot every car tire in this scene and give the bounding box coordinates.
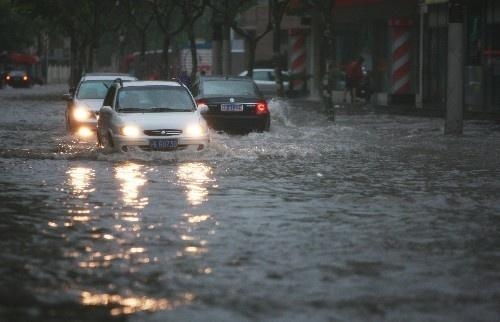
[99,131,114,151]
[96,131,103,147]
[66,115,74,134]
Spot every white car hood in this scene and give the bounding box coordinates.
[76,99,103,112]
[118,112,201,129]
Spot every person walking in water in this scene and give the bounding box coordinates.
[343,56,364,104]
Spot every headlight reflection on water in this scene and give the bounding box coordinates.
[115,162,149,209]
[67,167,95,197]
[80,291,195,316]
[63,167,96,223]
[176,162,213,206]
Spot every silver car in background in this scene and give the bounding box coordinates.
[64,73,137,137]
[238,68,289,97]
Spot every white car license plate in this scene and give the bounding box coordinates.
[149,139,178,150]
[221,104,243,112]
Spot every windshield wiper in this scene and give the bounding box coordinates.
[118,107,145,112]
[150,107,192,112]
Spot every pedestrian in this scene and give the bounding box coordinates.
[343,56,364,104]
[179,70,190,86]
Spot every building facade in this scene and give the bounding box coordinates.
[424,0,500,113]
[243,0,499,114]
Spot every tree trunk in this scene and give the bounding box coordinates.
[188,24,198,83]
[318,1,336,120]
[212,14,223,75]
[161,34,171,79]
[273,20,284,97]
[222,23,231,75]
[69,34,79,87]
[246,40,257,77]
[139,30,147,79]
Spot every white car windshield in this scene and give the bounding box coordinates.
[77,80,113,99]
[117,86,195,112]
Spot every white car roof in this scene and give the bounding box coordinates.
[121,80,184,87]
[80,73,137,81]
[239,69,290,74]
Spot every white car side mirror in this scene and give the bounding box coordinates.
[100,105,113,114]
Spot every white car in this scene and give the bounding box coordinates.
[97,80,209,152]
[64,73,137,137]
[238,69,290,96]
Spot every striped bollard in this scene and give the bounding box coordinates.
[289,29,306,91]
[389,18,413,95]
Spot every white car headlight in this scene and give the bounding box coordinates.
[73,106,92,121]
[76,127,93,138]
[120,125,141,137]
[185,124,206,137]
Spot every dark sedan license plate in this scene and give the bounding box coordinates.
[221,104,243,112]
[149,139,178,150]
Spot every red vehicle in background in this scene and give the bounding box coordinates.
[0,51,42,88]
[5,70,32,88]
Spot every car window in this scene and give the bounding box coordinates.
[202,80,257,97]
[10,70,26,76]
[77,80,113,99]
[253,71,269,81]
[117,86,195,111]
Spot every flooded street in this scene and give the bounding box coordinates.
[1,85,500,322]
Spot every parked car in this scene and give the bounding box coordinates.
[4,70,32,88]
[238,68,289,97]
[97,80,209,152]
[191,75,270,133]
[0,71,5,89]
[64,73,137,137]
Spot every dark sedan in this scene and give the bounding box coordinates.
[4,70,32,88]
[191,76,270,133]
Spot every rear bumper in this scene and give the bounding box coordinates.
[202,114,269,132]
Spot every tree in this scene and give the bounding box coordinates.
[120,0,156,79]
[231,1,273,78]
[152,0,186,79]
[17,0,119,86]
[270,0,290,97]
[307,0,336,119]
[0,0,39,51]
[179,0,207,83]
[208,0,255,75]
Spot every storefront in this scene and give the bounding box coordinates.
[332,0,418,104]
[424,0,500,113]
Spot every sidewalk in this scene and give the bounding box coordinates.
[287,95,500,121]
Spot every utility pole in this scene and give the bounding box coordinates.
[416,0,427,109]
[445,0,464,135]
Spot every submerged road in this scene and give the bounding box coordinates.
[1,85,500,321]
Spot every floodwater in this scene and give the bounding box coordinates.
[1,85,500,322]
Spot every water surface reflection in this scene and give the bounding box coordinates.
[176,162,213,206]
[115,162,148,209]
